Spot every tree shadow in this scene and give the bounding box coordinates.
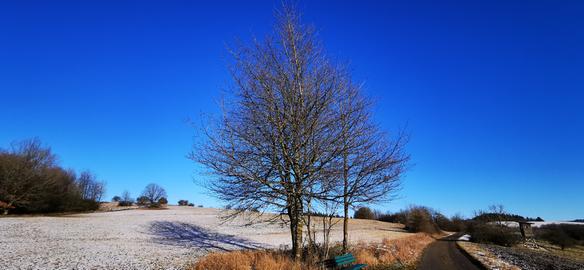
[149,221,264,252]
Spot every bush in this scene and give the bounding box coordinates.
[535,224,584,250]
[354,207,376,220]
[378,212,407,224]
[405,206,439,233]
[148,202,162,208]
[136,196,150,206]
[64,199,100,212]
[188,203,195,207]
[178,200,189,206]
[158,197,168,205]
[557,224,584,241]
[449,214,467,232]
[433,213,466,232]
[377,206,452,233]
[540,229,576,250]
[467,222,522,247]
[118,201,133,207]
[112,196,121,202]
[433,213,455,231]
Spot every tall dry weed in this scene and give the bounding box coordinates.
[190,233,435,270]
[190,250,308,270]
[353,233,434,267]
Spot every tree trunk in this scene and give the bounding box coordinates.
[343,200,349,253]
[289,211,303,261]
[295,218,303,260]
[289,217,298,257]
[342,152,349,253]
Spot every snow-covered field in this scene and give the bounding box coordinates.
[490,221,584,228]
[0,206,407,270]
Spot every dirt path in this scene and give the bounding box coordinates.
[417,234,483,270]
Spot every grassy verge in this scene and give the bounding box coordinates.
[188,233,434,270]
[533,241,584,262]
[457,241,520,270]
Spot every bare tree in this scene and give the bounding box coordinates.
[0,138,108,214]
[328,80,409,251]
[304,198,341,263]
[191,6,353,260]
[192,4,408,259]
[76,171,105,202]
[489,204,507,226]
[0,139,58,214]
[121,190,133,203]
[141,183,167,205]
[339,129,408,251]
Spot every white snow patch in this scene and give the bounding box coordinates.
[458,234,471,241]
[488,221,584,228]
[530,221,584,228]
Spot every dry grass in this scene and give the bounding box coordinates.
[97,202,138,212]
[189,233,434,270]
[189,250,306,270]
[352,233,435,267]
[534,241,584,262]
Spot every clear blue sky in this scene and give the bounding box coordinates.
[1,0,582,220]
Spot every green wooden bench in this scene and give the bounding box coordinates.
[323,253,367,270]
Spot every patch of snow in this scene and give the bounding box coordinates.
[458,234,471,241]
[487,221,519,227]
[529,221,584,228]
[487,221,584,228]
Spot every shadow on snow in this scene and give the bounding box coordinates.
[149,221,264,252]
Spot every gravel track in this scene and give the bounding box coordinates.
[0,206,406,269]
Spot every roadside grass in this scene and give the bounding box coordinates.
[457,241,521,270]
[188,233,434,270]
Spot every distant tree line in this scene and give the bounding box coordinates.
[111,184,168,208]
[355,203,584,251]
[355,206,466,234]
[178,199,195,207]
[473,212,543,222]
[0,139,105,215]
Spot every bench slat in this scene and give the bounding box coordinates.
[336,258,355,264]
[335,254,353,260]
[324,253,365,270]
[334,254,356,265]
